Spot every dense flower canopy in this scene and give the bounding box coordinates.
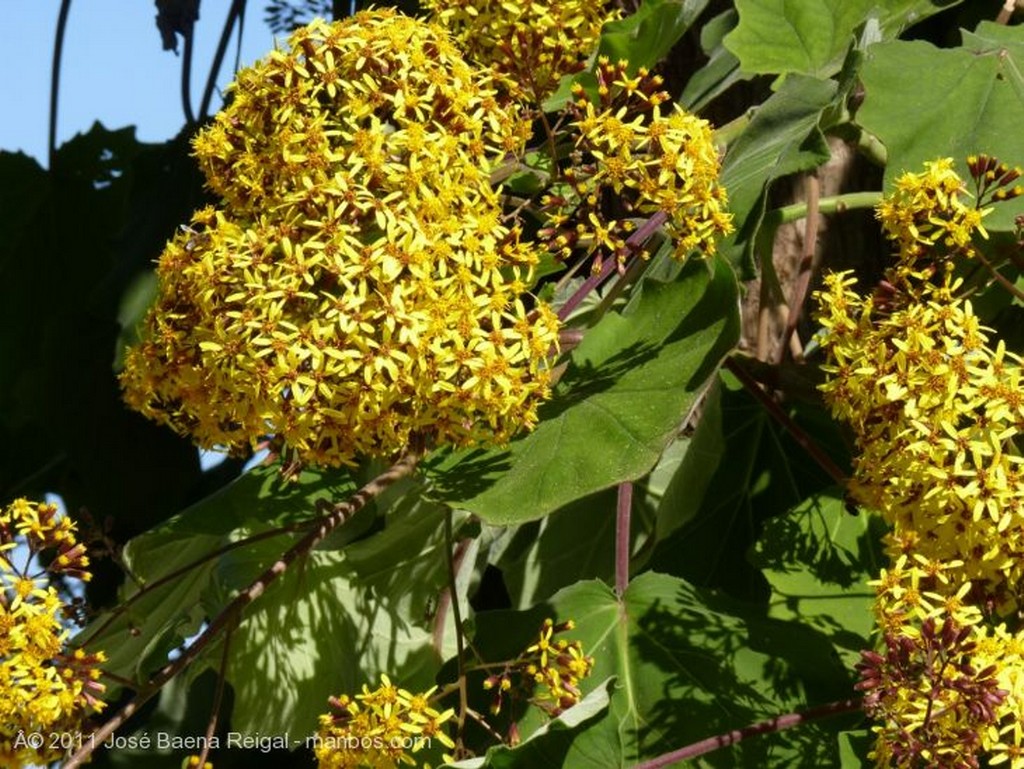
[121,10,560,468]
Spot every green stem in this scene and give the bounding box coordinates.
[761,192,883,229]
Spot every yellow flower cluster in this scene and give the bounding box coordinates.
[314,675,454,769]
[817,158,1024,767]
[542,59,732,267]
[0,499,106,767]
[817,166,1024,610]
[857,556,1024,769]
[483,618,594,720]
[121,10,560,469]
[421,0,619,103]
[876,157,989,263]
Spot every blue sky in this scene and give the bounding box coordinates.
[0,0,280,166]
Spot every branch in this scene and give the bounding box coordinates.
[49,0,73,168]
[181,22,197,126]
[64,448,422,769]
[630,697,863,769]
[196,621,235,767]
[777,172,821,364]
[997,0,1017,24]
[198,0,247,121]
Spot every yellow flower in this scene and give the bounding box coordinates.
[121,11,560,469]
[818,157,1024,767]
[542,60,732,266]
[0,499,106,766]
[314,676,454,768]
[484,618,594,718]
[422,0,620,103]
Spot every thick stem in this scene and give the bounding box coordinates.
[615,482,633,597]
[997,0,1016,24]
[181,23,197,126]
[49,0,73,168]
[64,449,422,769]
[761,192,883,229]
[777,172,821,364]
[629,697,862,769]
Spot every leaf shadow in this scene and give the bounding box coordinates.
[629,586,856,767]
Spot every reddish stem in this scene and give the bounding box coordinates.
[630,697,863,769]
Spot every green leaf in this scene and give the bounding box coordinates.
[425,253,740,524]
[645,374,846,601]
[680,10,749,113]
[75,465,357,685]
[723,0,874,77]
[469,574,852,768]
[224,547,444,741]
[598,0,711,72]
[858,33,1024,232]
[493,434,684,609]
[719,74,837,278]
[838,729,873,768]
[753,491,885,667]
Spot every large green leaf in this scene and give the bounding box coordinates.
[469,574,853,768]
[720,0,961,78]
[858,32,1024,232]
[223,548,444,741]
[75,465,357,684]
[752,491,885,668]
[645,374,846,601]
[719,74,837,278]
[494,437,685,609]
[723,0,874,77]
[425,254,740,525]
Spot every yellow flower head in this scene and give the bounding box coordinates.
[543,60,732,265]
[484,617,593,718]
[121,11,560,469]
[876,158,989,271]
[314,676,454,768]
[0,499,106,766]
[422,0,620,103]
